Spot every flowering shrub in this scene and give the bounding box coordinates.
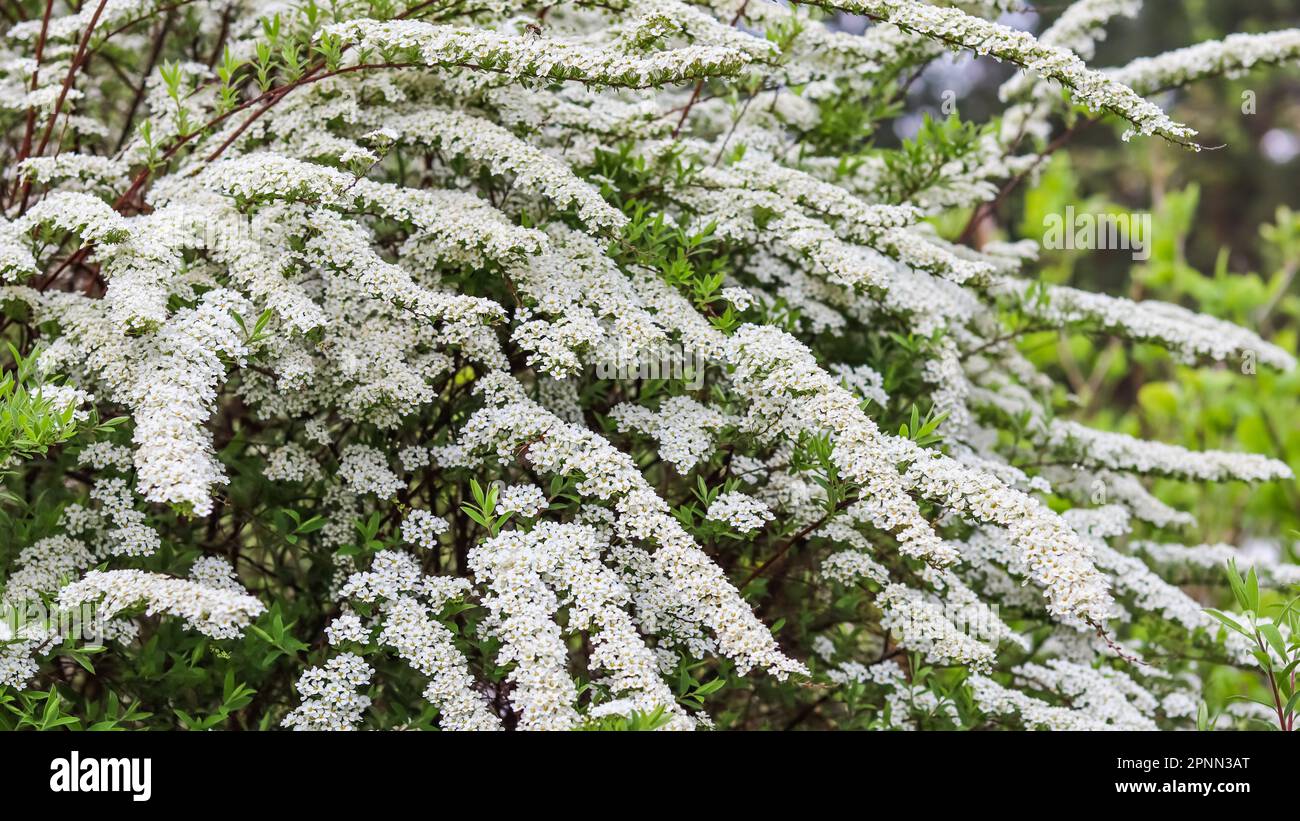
[1,0,1298,731]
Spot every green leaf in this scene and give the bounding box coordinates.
[695,678,726,696]
[1246,565,1261,613]
[295,515,325,534]
[1204,608,1251,638]
[1225,560,1250,613]
[1260,622,1288,662]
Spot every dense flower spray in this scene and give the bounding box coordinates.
[0,0,1297,730]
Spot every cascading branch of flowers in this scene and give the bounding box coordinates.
[0,0,1297,731]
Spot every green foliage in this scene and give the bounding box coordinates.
[0,347,89,465]
[461,478,513,537]
[578,705,675,731]
[1204,560,1300,730]
[883,113,989,203]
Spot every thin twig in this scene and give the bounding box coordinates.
[9,0,55,212]
[114,9,176,153]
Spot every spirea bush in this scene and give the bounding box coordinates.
[1,0,1298,731]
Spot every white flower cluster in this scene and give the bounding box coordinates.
[0,215,38,280]
[326,611,368,646]
[330,550,501,729]
[821,549,890,588]
[377,596,502,730]
[1,535,95,607]
[324,17,758,90]
[470,523,689,729]
[831,362,889,408]
[1047,420,1293,483]
[816,0,1198,144]
[727,324,1113,624]
[282,654,375,731]
[264,443,323,483]
[1011,659,1157,730]
[58,569,265,640]
[401,509,450,549]
[189,556,248,594]
[726,324,954,566]
[1048,468,1197,530]
[705,491,774,534]
[611,395,732,474]
[439,372,806,681]
[0,618,59,689]
[878,583,997,672]
[1004,281,1295,371]
[823,656,961,729]
[969,674,1118,731]
[496,484,548,518]
[126,289,253,516]
[338,444,404,498]
[377,107,625,232]
[1109,29,1300,96]
[79,441,133,472]
[1134,541,1300,589]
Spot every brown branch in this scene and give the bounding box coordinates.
[206,2,235,67]
[740,497,854,590]
[956,116,1098,247]
[114,8,175,153]
[32,0,110,160]
[672,0,751,138]
[9,0,54,212]
[201,61,422,164]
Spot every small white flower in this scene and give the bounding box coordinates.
[497,483,548,518]
[705,491,773,534]
[401,509,449,550]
